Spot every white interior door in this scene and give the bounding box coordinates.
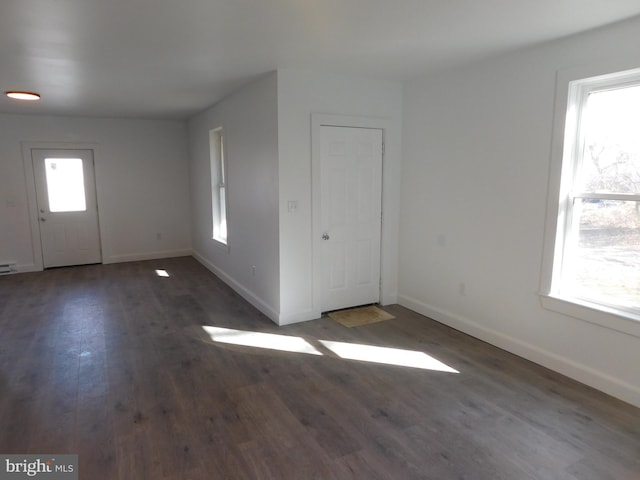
[319,126,383,312]
[32,149,102,268]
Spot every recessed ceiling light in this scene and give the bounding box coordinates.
[6,91,41,101]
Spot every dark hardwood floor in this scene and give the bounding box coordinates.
[0,257,638,479]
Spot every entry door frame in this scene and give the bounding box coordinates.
[22,141,106,271]
[311,114,392,314]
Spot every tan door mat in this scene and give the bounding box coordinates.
[328,305,395,328]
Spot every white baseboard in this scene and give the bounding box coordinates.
[398,294,640,408]
[16,263,40,273]
[277,309,320,326]
[192,251,280,325]
[106,249,192,264]
[381,291,398,306]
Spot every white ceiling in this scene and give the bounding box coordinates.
[1,0,640,120]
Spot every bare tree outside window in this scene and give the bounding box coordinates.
[565,85,640,308]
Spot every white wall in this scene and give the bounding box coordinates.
[277,69,403,324]
[0,113,190,270]
[187,69,402,326]
[188,73,281,320]
[400,16,640,407]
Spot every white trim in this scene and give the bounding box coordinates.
[540,61,640,336]
[380,290,398,307]
[311,113,393,315]
[209,127,229,246]
[572,192,640,201]
[277,309,319,326]
[540,294,640,338]
[211,238,230,253]
[106,249,192,264]
[16,263,40,274]
[193,249,319,325]
[192,250,280,325]
[21,144,44,270]
[21,141,105,271]
[399,294,640,408]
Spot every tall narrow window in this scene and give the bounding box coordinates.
[210,128,228,244]
[549,69,640,317]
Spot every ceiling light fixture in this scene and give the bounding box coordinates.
[6,91,41,101]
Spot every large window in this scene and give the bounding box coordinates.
[546,68,640,322]
[210,128,227,244]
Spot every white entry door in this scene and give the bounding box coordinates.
[32,149,102,268]
[319,126,383,312]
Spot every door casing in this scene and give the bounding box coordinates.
[22,142,105,271]
[32,148,102,268]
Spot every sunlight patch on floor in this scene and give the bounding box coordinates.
[319,340,459,373]
[202,326,323,356]
[155,269,170,277]
[202,326,459,373]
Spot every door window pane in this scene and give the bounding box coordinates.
[45,158,87,212]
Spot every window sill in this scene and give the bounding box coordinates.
[212,238,229,253]
[540,293,640,338]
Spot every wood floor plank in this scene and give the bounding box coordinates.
[0,257,638,479]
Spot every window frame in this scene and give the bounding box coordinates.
[209,127,228,246]
[540,64,640,338]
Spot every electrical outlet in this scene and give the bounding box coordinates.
[156,232,162,240]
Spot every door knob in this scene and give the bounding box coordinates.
[40,217,46,222]
[322,233,330,240]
